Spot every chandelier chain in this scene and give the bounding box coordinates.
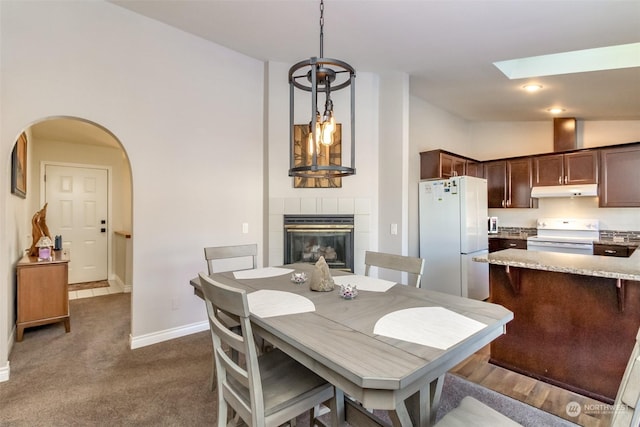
[319,0,324,57]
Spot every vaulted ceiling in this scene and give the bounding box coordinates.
[30,1,640,147]
[109,0,640,122]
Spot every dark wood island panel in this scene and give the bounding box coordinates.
[488,264,640,403]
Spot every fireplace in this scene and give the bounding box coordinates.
[284,215,354,272]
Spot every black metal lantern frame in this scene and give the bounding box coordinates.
[288,2,356,179]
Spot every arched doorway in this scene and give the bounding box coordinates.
[16,116,133,299]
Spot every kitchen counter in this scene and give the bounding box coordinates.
[474,248,640,281]
[594,239,639,248]
[478,248,640,402]
[488,232,533,240]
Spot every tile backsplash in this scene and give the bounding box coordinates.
[599,230,640,244]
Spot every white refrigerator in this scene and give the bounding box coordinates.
[419,176,489,300]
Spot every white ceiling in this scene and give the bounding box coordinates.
[107,0,640,122]
[30,1,640,145]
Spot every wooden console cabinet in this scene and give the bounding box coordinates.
[16,252,70,341]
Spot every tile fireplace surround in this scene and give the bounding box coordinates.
[269,197,372,274]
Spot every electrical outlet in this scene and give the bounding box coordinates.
[171,298,180,311]
[242,223,249,234]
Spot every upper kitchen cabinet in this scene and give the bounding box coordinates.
[599,144,640,207]
[533,151,598,186]
[420,149,483,179]
[486,158,537,208]
[465,160,484,178]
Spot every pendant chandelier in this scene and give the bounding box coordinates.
[288,0,356,179]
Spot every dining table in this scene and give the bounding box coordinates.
[189,263,513,427]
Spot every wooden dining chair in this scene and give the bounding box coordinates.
[203,244,258,391]
[611,326,640,427]
[198,272,336,427]
[205,244,258,275]
[434,395,522,426]
[364,251,426,288]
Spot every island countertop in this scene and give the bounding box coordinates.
[473,248,640,281]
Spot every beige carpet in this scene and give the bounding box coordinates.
[1,294,216,426]
[68,280,110,292]
[0,294,575,426]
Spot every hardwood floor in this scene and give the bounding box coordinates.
[450,346,613,427]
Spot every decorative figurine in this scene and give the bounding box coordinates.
[339,284,358,299]
[309,256,335,292]
[29,203,52,257]
[291,272,308,284]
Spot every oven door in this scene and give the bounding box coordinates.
[527,239,593,255]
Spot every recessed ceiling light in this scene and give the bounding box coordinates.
[547,107,566,114]
[522,84,543,92]
[494,42,640,79]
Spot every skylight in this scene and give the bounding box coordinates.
[494,43,640,79]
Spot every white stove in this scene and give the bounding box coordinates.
[527,218,599,255]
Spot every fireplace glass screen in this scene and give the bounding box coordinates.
[284,215,354,272]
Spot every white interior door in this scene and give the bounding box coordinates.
[45,164,108,284]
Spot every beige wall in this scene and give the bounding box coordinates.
[1,0,265,373]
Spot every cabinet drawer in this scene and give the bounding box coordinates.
[593,244,634,257]
[489,238,527,252]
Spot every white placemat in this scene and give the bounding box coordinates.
[233,267,294,280]
[247,290,316,318]
[333,275,396,292]
[373,307,486,350]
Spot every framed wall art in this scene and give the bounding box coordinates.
[11,132,27,198]
[293,124,342,188]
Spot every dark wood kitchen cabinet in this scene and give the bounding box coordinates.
[420,150,465,179]
[593,243,636,257]
[489,238,527,252]
[465,160,484,178]
[533,150,598,186]
[599,144,640,207]
[485,159,536,208]
[420,149,484,179]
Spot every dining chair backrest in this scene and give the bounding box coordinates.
[612,326,640,427]
[204,244,258,274]
[198,272,334,427]
[199,272,266,425]
[364,251,426,288]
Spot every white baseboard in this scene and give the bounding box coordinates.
[113,275,132,293]
[129,320,209,350]
[0,361,10,382]
[1,326,16,382]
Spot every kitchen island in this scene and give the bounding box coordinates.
[474,249,640,403]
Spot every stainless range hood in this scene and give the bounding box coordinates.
[530,184,598,198]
